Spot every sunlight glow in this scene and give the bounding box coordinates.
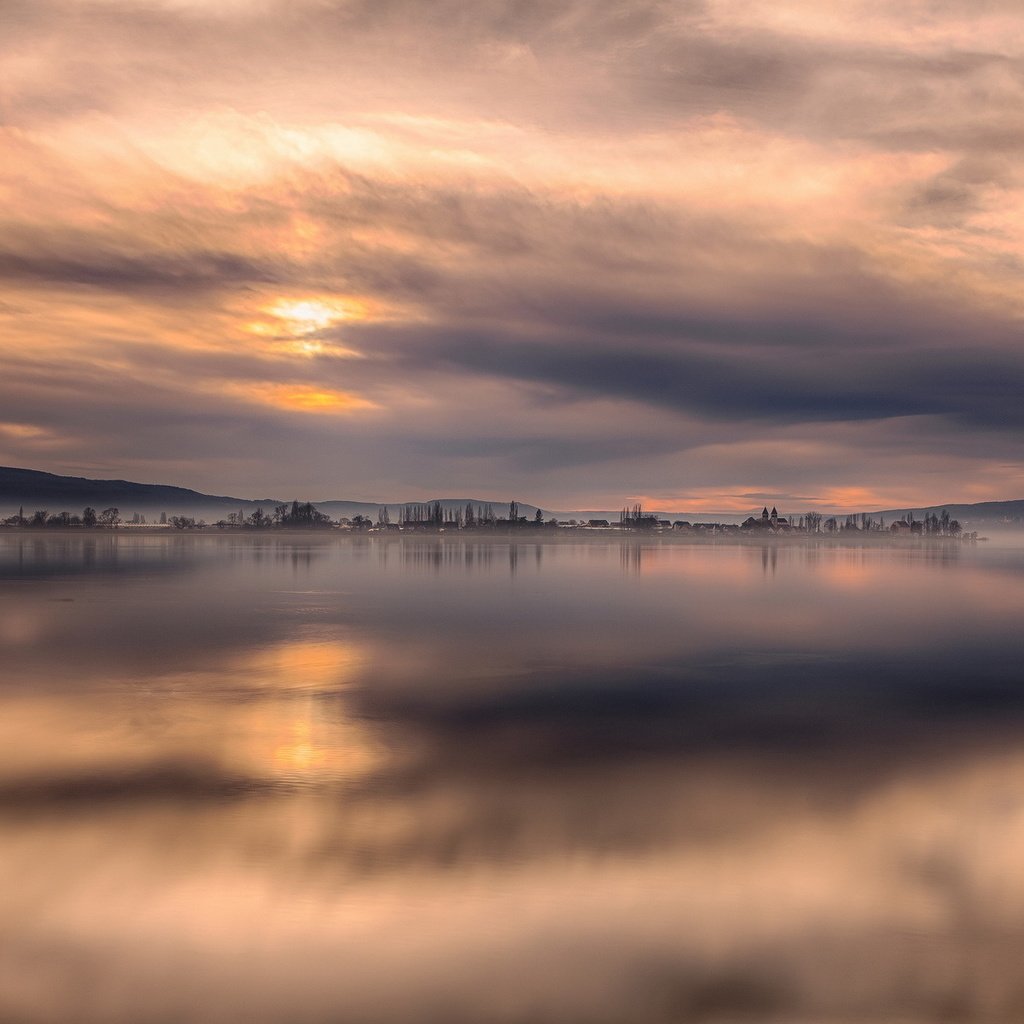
[226,382,378,414]
[268,299,352,334]
[0,422,51,440]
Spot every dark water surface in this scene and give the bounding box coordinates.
[2,533,1024,1023]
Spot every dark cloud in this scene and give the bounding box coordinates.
[338,310,1024,433]
[414,433,687,469]
[0,249,282,293]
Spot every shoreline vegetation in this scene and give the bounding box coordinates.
[0,500,983,542]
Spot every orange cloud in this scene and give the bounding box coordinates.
[224,382,378,415]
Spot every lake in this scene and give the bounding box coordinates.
[2,533,1024,1023]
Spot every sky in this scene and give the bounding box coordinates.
[2,0,1023,513]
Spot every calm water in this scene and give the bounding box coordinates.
[2,533,1024,1023]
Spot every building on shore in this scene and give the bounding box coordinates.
[741,506,791,532]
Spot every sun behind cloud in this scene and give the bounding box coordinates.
[268,298,352,335]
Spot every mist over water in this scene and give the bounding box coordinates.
[2,533,1024,1023]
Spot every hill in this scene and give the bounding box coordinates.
[0,468,541,522]
[871,499,1024,529]
[0,467,283,519]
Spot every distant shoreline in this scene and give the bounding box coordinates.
[0,526,986,545]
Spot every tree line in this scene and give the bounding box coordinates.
[2,500,966,536]
[1,499,556,531]
[2,507,123,528]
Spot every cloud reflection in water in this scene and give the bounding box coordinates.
[1,535,1024,1022]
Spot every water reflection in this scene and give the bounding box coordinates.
[1,535,1023,1022]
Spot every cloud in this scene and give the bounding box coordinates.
[0,249,282,292]
[2,0,1024,506]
